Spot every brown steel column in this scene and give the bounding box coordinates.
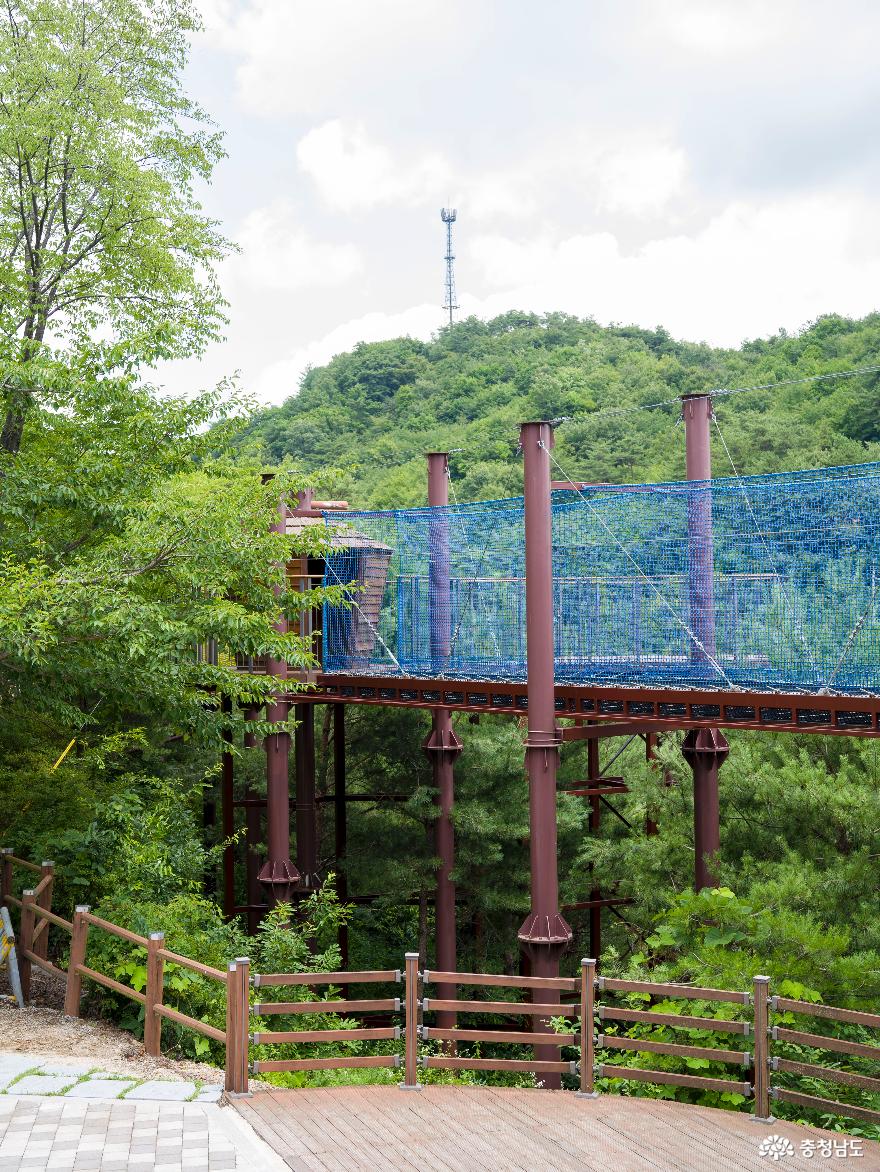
[682,393,728,889]
[221,694,235,918]
[258,495,299,904]
[243,706,263,934]
[295,703,320,890]
[517,421,572,1089]
[587,737,602,962]
[333,705,349,970]
[424,452,462,1029]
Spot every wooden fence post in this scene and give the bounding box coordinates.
[33,861,54,964]
[0,849,11,907]
[19,889,35,1004]
[225,957,250,1095]
[144,932,165,1057]
[400,951,421,1090]
[577,958,599,1098]
[751,975,773,1122]
[63,906,91,1018]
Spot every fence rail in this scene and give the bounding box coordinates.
[3,848,879,1123]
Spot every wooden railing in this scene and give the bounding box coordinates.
[249,965,402,1076]
[0,850,250,1094]
[4,847,878,1119]
[769,994,880,1125]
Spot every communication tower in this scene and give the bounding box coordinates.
[440,208,458,326]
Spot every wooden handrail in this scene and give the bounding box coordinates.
[423,998,579,1017]
[424,969,577,992]
[31,872,52,897]
[599,1064,751,1095]
[772,1087,880,1126]
[157,949,226,983]
[5,855,41,874]
[253,1056,398,1073]
[424,1027,576,1046]
[21,950,66,981]
[774,1057,880,1093]
[30,904,72,932]
[599,1006,750,1034]
[426,1057,576,1074]
[254,968,399,987]
[774,1026,880,1060]
[601,977,749,1004]
[252,1026,398,1045]
[154,1004,227,1045]
[76,963,147,1005]
[598,1034,747,1066]
[774,996,880,1030]
[253,998,399,1015]
[81,912,148,948]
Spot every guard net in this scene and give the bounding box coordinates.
[321,461,880,695]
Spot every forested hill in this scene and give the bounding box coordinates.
[237,311,880,507]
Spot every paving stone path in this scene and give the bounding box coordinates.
[0,1055,287,1171]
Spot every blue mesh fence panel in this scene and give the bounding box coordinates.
[322,462,880,694]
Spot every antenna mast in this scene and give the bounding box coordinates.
[440,208,458,326]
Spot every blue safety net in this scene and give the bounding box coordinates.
[321,461,880,695]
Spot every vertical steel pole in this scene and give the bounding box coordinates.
[243,706,263,935]
[587,737,602,962]
[751,975,773,1122]
[644,733,660,836]
[294,704,319,890]
[577,958,598,1098]
[401,951,422,1090]
[424,453,462,1031]
[333,705,349,973]
[221,694,235,918]
[517,421,572,1089]
[682,394,728,890]
[259,495,299,904]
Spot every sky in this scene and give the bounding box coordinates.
[162,0,880,404]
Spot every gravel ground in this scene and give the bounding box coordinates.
[0,967,229,1086]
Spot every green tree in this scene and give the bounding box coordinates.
[0,0,228,456]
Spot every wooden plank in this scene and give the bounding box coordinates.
[154,1003,226,1044]
[602,977,748,1004]
[424,1027,576,1045]
[774,996,880,1030]
[8,855,41,873]
[775,1026,880,1060]
[598,1034,747,1065]
[774,1057,880,1093]
[253,1056,398,1072]
[254,998,399,1015]
[423,998,578,1016]
[600,1006,749,1033]
[157,949,226,983]
[772,1087,880,1126]
[599,1064,751,1095]
[82,912,148,948]
[254,969,398,987]
[253,1026,397,1044]
[424,1057,574,1073]
[236,1095,321,1170]
[424,970,577,992]
[29,904,72,932]
[20,950,66,981]
[76,963,146,1005]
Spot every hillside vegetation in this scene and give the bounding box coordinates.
[237,311,880,503]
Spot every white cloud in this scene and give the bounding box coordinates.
[233,200,363,290]
[296,122,451,213]
[593,143,688,216]
[198,0,471,116]
[469,195,880,346]
[645,0,800,56]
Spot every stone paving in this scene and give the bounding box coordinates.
[0,1055,288,1171]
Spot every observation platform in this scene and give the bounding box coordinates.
[234,1085,880,1171]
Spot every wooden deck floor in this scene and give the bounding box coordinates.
[234,1086,880,1171]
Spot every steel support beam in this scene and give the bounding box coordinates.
[295,704,320,891]
[517,421,572,1089]
[333,705,349,971]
